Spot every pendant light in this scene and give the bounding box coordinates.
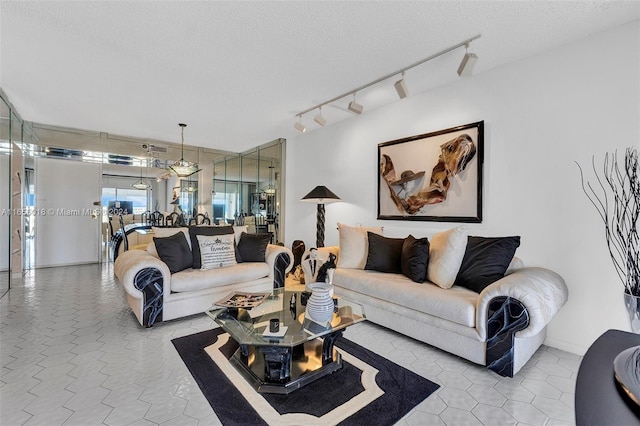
[169,123,201,177]
[262,163,276,195]
[132,157,151,190]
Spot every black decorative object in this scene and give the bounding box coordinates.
[291,240,306,271]
[301,186,341,247]
[316,253,337,284]
[577,147,640,297]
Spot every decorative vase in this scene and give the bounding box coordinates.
[624,292,640,333]
[306,283,334,323]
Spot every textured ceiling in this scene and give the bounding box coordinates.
[1,1,638,152]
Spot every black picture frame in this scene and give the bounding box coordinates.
[378,121,483,223]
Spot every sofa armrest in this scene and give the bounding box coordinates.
[476,267,568,339]
[265,244,294,288]
[317,246,340,261]
[115,249,171,298]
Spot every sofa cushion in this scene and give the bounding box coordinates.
[365,232,403,273]
[233,225,247,243]
[401,235,430,283]
[334,268,478,327]
[148,227,191,257]
[337,223,383,269]
[153,232,193,273]
[454,236,521,293]
[428,226,468,289]
[237,232,271,262]
[189,225,234,268]
[196,234,237,270]
[170,263,271,292]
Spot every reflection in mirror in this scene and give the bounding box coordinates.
[213,139,284,243]
[0,97,11,297]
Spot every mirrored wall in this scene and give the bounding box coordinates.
[213,138,285,243]
[0,97,10,298]
[0,90,33,298]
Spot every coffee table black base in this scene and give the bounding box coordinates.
[230,337,343,394]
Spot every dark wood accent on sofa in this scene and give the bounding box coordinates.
[133,267,164,327]
[486,296,530,377]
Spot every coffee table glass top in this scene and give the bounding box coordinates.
[205,287,365,347]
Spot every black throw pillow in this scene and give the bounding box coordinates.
[401,235,430,283]
[189,225,234,269]
[237,232,271,263]
[365,232,404,274]
[454,236,521,293]
[153,232,193,273]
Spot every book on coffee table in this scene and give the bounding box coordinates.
[214,291,270,309]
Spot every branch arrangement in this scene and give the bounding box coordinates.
[577,147,640,296]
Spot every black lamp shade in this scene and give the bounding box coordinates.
[301,186,341,204]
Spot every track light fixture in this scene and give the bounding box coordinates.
[394,71,409,99]
[294,116,306,133]
[348,93,364,114]
[314,107,327,126]
[294,34,480,132]
[457,43,478,77]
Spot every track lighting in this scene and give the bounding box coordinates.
[457,43,478,77]
[294,34,480,132]
[348,94,364,114]
[394,71,409,99]
[314,107,327,126]
[294,117,306,133]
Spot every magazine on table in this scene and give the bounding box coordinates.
[214,291,270,309]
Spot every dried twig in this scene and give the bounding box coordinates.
[576,148,640,296]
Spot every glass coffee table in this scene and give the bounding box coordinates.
[205,287,366,394]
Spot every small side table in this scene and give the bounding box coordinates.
[575,329,640,425]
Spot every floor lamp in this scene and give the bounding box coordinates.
[301,186,341,248]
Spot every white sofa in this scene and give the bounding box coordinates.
[115,243,293,327]
[315,243,568,377]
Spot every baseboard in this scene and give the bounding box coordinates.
[544,337,587,357]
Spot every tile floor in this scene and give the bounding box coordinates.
[0,263,580,425]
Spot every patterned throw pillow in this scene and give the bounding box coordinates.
[189,225,234,269]
[196,234,237,270]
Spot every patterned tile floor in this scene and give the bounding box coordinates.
[0,263,580,425]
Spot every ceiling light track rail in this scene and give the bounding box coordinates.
[294,34,481,130]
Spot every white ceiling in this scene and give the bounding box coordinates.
[1,1,638,152]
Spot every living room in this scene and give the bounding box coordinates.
[2,2,640,425]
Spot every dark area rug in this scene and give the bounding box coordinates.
[172,328,439,426]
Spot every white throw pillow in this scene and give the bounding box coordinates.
[427,226,468,289]
[197,234,237,270]
[147,227,191,257]
[233,225,248,243]
[337,223,383,269]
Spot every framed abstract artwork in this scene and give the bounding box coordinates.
[378,121,483,222]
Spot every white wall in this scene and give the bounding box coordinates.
[35,158,102,267]
[285,20,640,355]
